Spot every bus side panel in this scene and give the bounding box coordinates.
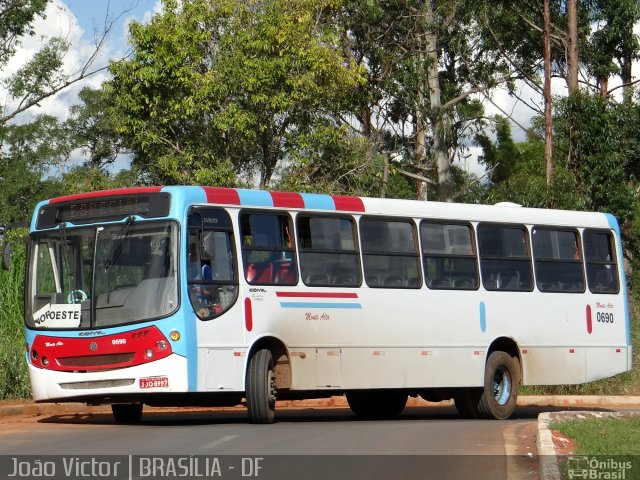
[197,348,245,391]
[585,346,631,383]
[340,347,484,389]
[521,348,586,385]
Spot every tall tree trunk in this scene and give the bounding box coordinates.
[381,154,389,198]
[598,76,608,99]
[566,0,578,173]
[566,0,579,94]
[425,0,452,202]
[544,0,553,186]
[414,94,428,201]
[621,55,633,104]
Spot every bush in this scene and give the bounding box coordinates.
[0,228,31,399]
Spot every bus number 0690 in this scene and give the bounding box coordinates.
[596,312,614,323]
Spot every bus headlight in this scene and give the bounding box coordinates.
[145,349,154,359]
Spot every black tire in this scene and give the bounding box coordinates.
[346,390,408,418]
[453,388,482,419]
[111,403,143,424]
[477,351,520,420]
[246,349,276,424]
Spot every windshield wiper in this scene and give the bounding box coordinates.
[104,216,135,272]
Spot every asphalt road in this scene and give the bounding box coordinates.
[0,405,551,480]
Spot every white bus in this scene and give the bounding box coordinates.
[25,186,632,423]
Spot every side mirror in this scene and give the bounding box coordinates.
[2,243,10,270]
[201,232,215,260]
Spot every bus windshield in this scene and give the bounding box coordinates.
[27,221,178,329]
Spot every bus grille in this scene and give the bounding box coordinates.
[57,353,135,368]
[59,379,135,390]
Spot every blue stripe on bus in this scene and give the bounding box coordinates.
[237,189,274,207]
[280,302,362,309]
[479,301,487,332]
[300,193,336,210]
[162,186,206,392]
[606,213,631,346]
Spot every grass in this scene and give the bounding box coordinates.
[552,417,640,480]
[552,417,640,455]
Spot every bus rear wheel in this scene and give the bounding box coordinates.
[346,390,408,418]
[478,351,520,420]
[111,403,143,424]
[246,349,277,424]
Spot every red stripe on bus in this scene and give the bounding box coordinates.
[332,195,365,212]
[276,291,358,299]
[586,304,593,334]
[203,187,241,205]
[270,191,305,208]
[244,298,253,332]
[49,187,163,204]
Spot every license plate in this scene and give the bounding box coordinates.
[139,376,169,389]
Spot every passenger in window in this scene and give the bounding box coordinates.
[188,243,220,316]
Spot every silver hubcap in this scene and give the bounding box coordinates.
[493,367,511,406]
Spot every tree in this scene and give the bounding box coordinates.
[109,0,364,188]
[0,0,139,227]
[0,1,129,125]
[66,87,124,171]
[340,0,519,201]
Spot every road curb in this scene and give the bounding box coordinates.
[537,412,562,480]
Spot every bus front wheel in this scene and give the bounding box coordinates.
[111,403,143,424]
[246,349,277,424]
[478,351,520,420]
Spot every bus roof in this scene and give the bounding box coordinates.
[43,185,616,230]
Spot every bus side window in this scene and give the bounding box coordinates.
[187,208,239,320]
[297,215,361,287]
[360,218,421,288]
[532,228,585,293]
[478,224,533,292]
[421,222,478,290]
[583,229,619,294]
[240,212,298,286]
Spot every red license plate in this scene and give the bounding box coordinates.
[139,376,169,389]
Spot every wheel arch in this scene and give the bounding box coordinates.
[245,336,291,390]
[487,336,522,377]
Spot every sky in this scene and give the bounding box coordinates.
[3,0,159,124]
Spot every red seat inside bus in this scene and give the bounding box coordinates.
[245,262,274,283]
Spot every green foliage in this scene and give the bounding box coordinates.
[7,37,68,101]
[67,87,124,170]
[109,0,364,188]
[0,228,30,399]
[0,0,47,68]
[0,115,75,226]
